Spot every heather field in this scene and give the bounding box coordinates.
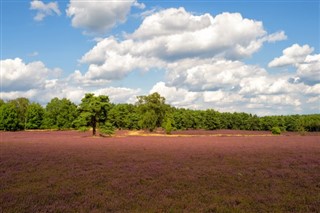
[1,130,320,212]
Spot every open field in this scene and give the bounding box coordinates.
[1,130,320,212]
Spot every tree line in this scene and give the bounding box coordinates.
[0,93,319,135]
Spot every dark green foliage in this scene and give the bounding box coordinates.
[137,92,169,131]
[304,115,320,131]
[0,95,319,133]
[77,93,111,136]
[172,108,198,130]
[204,109,221,130]
[0,99,5,107]
[108,104,140,129]
[25,103,44,129]
[139,110,157,132]
[77,126,90,132]
[42,98,78,130]
[271,127,281,135]
[163,112,174,134]
[165,119,173,134]
[8,98,30,129]
[0,102,21,131]
[99,122,115,136]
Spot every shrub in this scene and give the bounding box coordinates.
[99,122,115,136]
[298,127,306,136]
[78,126,89,132]
[271,127,281,135]
[165,119,172,134]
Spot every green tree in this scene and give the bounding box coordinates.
[136,92,168,131]
[77,93,111,136]
[219,112,233,129]
[0,99,5,107]
[25,103,45,129]
[172,108,193,130]
[43,97,78,129]
[9,97,30,129]
[108,104,140,129]
[204,109,221,130]
[304,114,320,132]
[139,110,157,132]
[0,102,21,131]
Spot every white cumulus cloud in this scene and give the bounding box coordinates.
[0,58,142,105]
[166,58,267,91]
[269,44,320,85]
[80,8,286,82]
[268,44,314,67]
[1,58,52,91]
[150,82,200,108]
[95,87,141,104]
[30,0,61,21]
[130,7,213,40]
[66,0,144,34]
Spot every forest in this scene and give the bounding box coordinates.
[0,92,319,135]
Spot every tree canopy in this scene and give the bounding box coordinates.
[76,93,111,136]
[42,98,78,130]
[0,95,319,133]
[136,92,169,131]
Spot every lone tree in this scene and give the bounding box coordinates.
[77,93,111,136]
[136,92,168,132]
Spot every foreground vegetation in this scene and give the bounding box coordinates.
[1,131,319,212]
[0,93,319,135]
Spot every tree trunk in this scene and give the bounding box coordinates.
[92,117,97,136]
[93,126,96,136]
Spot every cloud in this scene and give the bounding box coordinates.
[80,8,286,82]
[130,7,213,40]
[148,53,318,115]
[80,37,165,80]
[30,0,61,21]
[296,54,320,85]
[0,58,85,104]
[133,1,145,9]
[95,87,141,104]
[3,7,318,115]
[28,51,39,57]
[149,80,309,115]
[66,0,144,34]
[248,95,301,108]
[0,58,141,105]
[130,10,270,60]
[67,70,111,87]
[165,58,267,92]
[304,84,320,95]
[150,82,200,109]
[269,44,320,85]
[1,58,52,91]
[268,44,314,67]
[1,56,318,115]
[264,31,287,43]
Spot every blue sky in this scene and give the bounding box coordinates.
[1,0,319,115]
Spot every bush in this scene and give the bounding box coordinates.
[165,119,172,134]
[99,122,115,136]
[78,126,89,132]
[298,126,306,136]
[271,127,281,135]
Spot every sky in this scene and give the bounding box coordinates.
[1,0,319,116]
